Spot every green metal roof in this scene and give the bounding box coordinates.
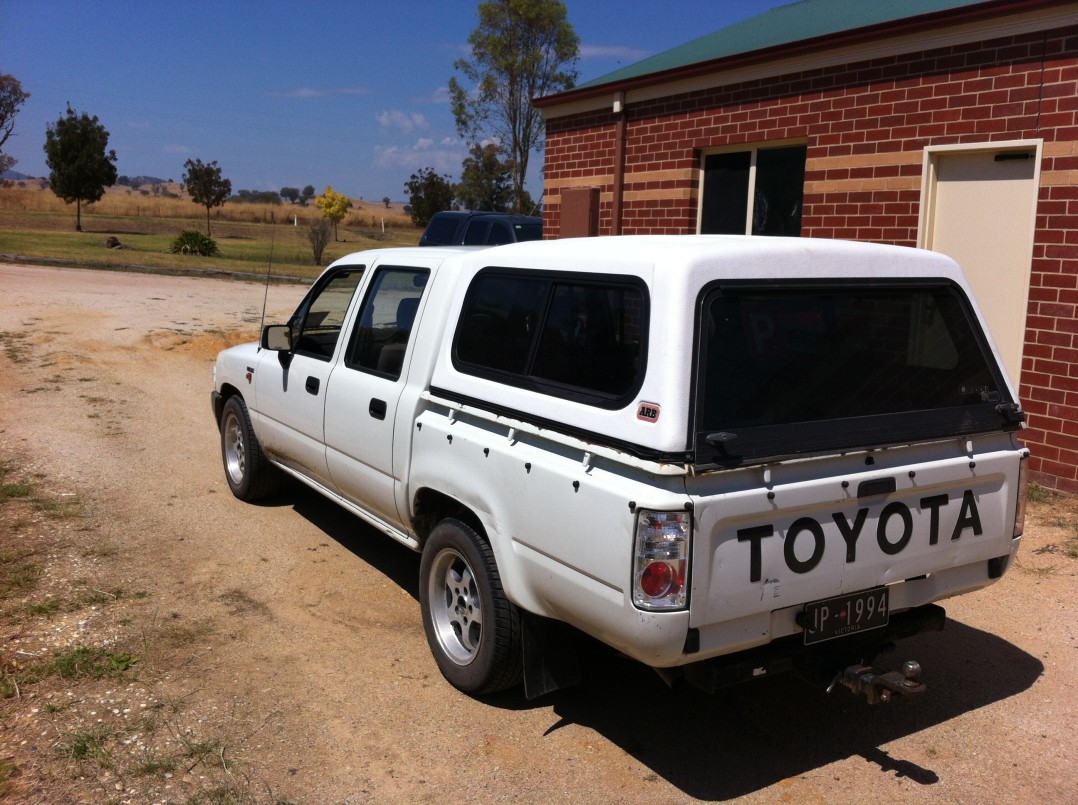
[576,0,995,90]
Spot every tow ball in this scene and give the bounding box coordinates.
[831,660,925,704]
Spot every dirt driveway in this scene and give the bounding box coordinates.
[1,262,1076,805]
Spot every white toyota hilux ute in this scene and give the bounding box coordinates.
[211,235,1029,702]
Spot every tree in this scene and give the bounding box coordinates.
[233,189,282,205]
[182,159,231,236]
[456,142,513,212]
[0,73,30,174]
[382,196,391,208]
[404,168,455,227]
[316,185,351,241]
[300,185,316,206]
[280,186,300,204]
[43,104,118,232]
[449,0,578,213]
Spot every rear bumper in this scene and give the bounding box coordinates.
[674,603,946,693]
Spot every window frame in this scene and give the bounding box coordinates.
[288,265,365,361]
[696,140,807,236]
[342,265,430,381]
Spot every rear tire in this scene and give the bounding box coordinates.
[419,518,523,695]
[220,395,280,501]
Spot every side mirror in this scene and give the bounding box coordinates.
[261,324,292,352]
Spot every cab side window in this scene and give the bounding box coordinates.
[487,222,513,245]
[345,267,429,380]
[462,221,490,245]
[291,267,364,360]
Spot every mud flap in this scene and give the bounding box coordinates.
[522,614,582,700]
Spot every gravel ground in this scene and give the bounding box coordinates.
[0,262,1075,805]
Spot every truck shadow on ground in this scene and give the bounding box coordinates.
[544,623,1042,800]
[281,482,1043,800]
[286,481,422,598]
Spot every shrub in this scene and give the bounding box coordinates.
[308,219,331,265]
[168,230,219,256]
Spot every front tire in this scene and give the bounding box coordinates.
[419,518,522,695]
[220,395,280,501]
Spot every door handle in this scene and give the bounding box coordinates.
[369,398,387,420]
[305,376,320,395]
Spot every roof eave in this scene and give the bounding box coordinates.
[534,0,1048,110]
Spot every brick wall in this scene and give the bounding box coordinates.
[543,25,1078,493]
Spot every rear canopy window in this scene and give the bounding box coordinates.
[696,282,1015,466]
[453,271,647,406]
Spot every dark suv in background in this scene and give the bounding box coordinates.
[419,211,542,246]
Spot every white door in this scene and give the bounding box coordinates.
[253,266,365,488]
[324,265,431,524]
[920,141,1041,383]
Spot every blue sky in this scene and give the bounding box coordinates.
[3,0,791,202]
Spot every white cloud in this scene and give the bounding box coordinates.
[376,110,429,134]
[428,85,451,104]
[162,144,191,154]
[270,86,369,98]
[579,44,651,62]
[375,139,467,175]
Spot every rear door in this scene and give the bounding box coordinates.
[323,261,434,524]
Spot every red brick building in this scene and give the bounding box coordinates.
[536,0,1078,494]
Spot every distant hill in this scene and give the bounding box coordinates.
[117,175,168,187]
[1,170,174,185]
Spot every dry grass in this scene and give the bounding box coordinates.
[0,182,422,281]
[0,181,415,229]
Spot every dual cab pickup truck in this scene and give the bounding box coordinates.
[211,235,1029,702]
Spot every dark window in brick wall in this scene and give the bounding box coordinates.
[700,144,806,236]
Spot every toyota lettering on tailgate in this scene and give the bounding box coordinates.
[736,490,983,582]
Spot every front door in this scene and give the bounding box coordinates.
[253,266,364,487]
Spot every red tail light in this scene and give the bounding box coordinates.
[633,509,691,610]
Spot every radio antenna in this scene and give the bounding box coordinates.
[259,212,277,334]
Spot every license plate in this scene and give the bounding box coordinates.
[802,587,889,645]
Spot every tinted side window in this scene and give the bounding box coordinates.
[454,271,647,406]
[487,222,513,245]
[514,222,542,242]
[421,215,460,245]
[462,221,490,245]
[345,267,429,380]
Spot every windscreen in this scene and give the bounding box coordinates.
[695,281,1016,466]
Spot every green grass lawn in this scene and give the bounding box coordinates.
[0,209,422,281]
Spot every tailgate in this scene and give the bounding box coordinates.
[688,448,1020,629]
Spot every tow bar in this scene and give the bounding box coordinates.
[832,660,925,704]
